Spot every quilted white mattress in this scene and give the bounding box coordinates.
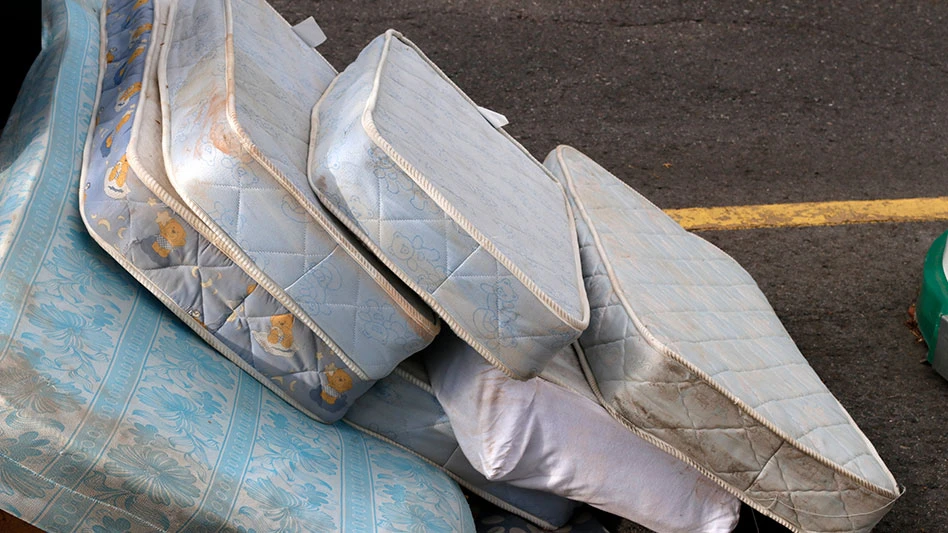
[545,145,900,533]
[159,0,439,417]
[308,30,589,380]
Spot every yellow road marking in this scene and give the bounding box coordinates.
[665,197,948,231]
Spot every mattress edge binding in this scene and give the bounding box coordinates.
[158,0,384,383]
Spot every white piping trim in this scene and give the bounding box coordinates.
[126,0,213,240]
[570,343,805,533]
[307,69,527,379]
[307,33,587,380]
[555,144,901,505]
[391,366,433,395]
[158,0,373,382]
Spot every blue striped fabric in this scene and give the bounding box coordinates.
[0,0,474,531]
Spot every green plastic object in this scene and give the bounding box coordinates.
[917,229,948,370]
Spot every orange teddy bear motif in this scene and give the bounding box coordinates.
[267,313,295,350]
[319,364,353,405]
[152,211,187,258]
[105,154,130,198]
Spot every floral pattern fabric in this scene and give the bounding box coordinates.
[0,0,475,530]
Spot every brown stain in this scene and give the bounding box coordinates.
[477,365,514,470]
[197,89,252,163]
[403,304,437,340]
[168,45,252,164]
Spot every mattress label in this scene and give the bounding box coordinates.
[293,16,327,48]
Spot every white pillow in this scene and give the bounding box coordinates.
[425,333,741,533]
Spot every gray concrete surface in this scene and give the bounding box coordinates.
[269,1,948,531]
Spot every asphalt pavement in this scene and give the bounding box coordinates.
[270,1,948,531]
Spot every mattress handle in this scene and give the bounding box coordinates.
[475,105,509,129]
[759,487,904,519]
[292,16,326,48]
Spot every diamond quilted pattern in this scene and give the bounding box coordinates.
[547,145,899,533]
[162,0,438,399]
[80,0,377,424]
[308,34,588,379]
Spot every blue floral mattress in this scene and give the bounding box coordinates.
[0,0,475,530]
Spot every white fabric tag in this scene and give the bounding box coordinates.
[293,17,327,48]
[476,105,509,129]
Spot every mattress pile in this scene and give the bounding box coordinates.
[62,0,902,530]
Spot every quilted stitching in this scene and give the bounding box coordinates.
[548,146,899,532]
[80,0,380,424]
[308,33,586,379]
[163,0,437,386]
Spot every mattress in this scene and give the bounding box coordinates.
[79,0,366,424]
[344,355,581,530]
[0,1,475,530]
[307,30,589,380]
[545,145,901,532]
[159,0,439,417]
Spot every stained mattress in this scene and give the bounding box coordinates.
[308,30,589,380]
[544,145,901,532]
[156,0,439,420]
